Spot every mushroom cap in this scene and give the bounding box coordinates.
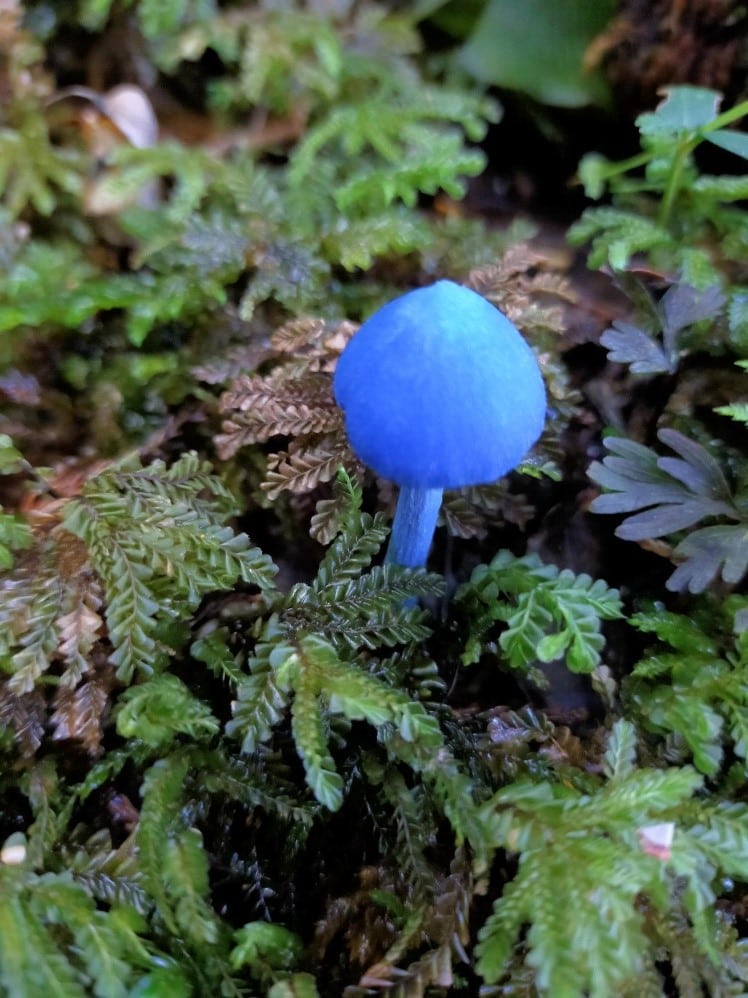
[333,280,546,489]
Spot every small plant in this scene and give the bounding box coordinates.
[3,4,748,994]
[589,428,748,593]
[570,85,748,311]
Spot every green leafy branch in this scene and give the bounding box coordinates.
[475,719,748,995]
[457,550,622,676]
[227,475,445,811]
[0,451,276,695]
[625,600,748,775]
[570,86,748,298]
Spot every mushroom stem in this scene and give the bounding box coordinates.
[385,486,443,568]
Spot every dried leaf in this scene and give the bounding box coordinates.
[263,436,352,499]
[441,485,534,540]
[0,682,46,757]
[50,669,114,755]
[55,571,104,688]
[467,245,574,337]
[218,372,341,447]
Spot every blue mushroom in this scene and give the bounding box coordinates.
[333,280,547,567]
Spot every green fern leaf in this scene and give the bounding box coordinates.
[291,662,344,811]
[62,452,277,681]
[268,973,321,998]
[475,721,716,992]
[568,207,673,270]
[300,565,444,649]
[231,922,304,973]
[227,629,290,754]
[310,510,389,590]
[603,718,637,780]
[458,551,621,675]
[162,827,220,947]
[116,674,219,748]
[0,890,87,998]
[137,754,192,933]
[687,801,748,880]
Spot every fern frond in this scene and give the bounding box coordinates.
[568,207,674,270]
[50,671,112,755]
[162,826,220,946]
[218,372,341,450]
[195,747,315,826]
[0,889,88,998]
[377,767,437,904]
[0,683,45,757]
[227,629,290,754]
[270,316,357,371]
[115,674,219,749]
[3,539,69,693]
[60,452,277,682]
[230,630,444,810]
[137,753,192,934]
[603,717,638,780]
[458,551,621,675]
[311,510,389,589]
[54,574,103,689]
[263,436,352,499]
[291,662,344,811]
[300,566,444,650]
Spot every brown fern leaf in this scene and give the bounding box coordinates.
[5,551,68,695]
[0,681,46,757]
[50,666,113,755]
[428,855,471,961]
[263,435,353,499]
[54,532,104,688]
[358,946,454,994]
[271,317,328,355]
[2,518,106,695]
[312,867,401,973]
[220,371,341,441]
[218,371,341,449]
[441,485,535,540]
[214,416,262,462]
[310,490,349,545]
[271,317,357,374]
[467,245,574,336]
[356,856,472,994]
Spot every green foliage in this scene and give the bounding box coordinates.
[4,0,498,365]
[475,719,748,995]
[457,550,622,676]
[456,0,614,107]
[3,7,748,996]
[0,451,275,695]
[0,847,161,997]
[625,600,748,775]
[115,674,219,748]
[62,453,276,677]
[570,86,748,313]
[227,475,446,810]
[716,360,748,424]
[0,434,32,568]
[589,429,748,593]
